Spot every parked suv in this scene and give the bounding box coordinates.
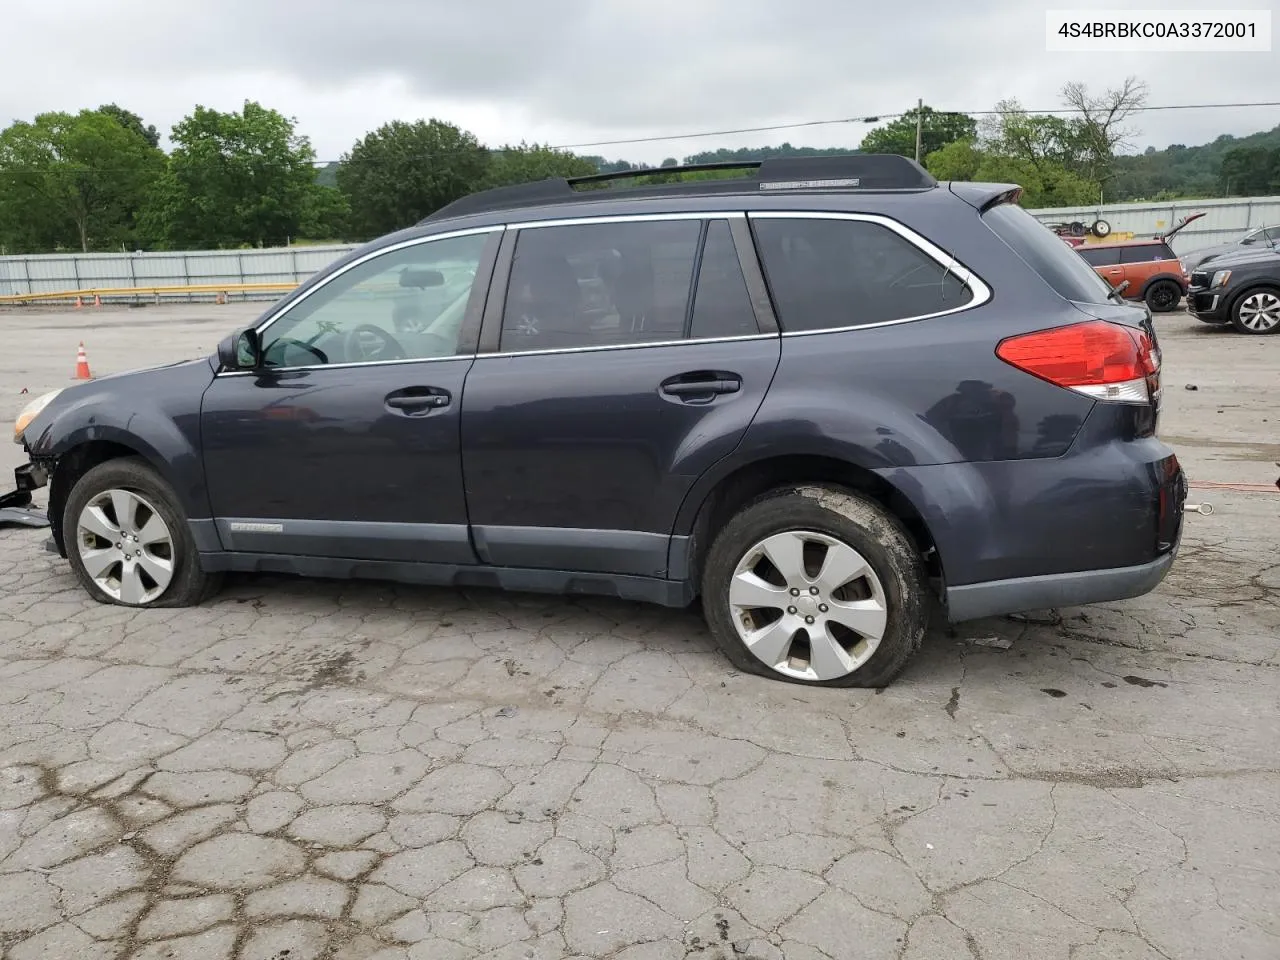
[9,156,1186,687]
[1186,244,1280,334]
[1075,238,1187,312]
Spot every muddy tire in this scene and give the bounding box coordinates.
[700,484,928,687]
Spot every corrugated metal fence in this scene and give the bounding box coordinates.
[1030,195,1280,254]
[1,194,1278,299]
[0,245,355,300]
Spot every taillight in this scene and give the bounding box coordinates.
[996,320,1160,404]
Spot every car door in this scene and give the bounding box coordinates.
[200,227,501,563]
[1078,245,1124,288]
[459,215,781,577]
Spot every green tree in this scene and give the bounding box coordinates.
[143,101,318,248]
[97,103,161,149]
[926,139,1099,208]
[0,109,164,252]
[483,143,598,188]
[337,119,489,239]
[1220,146,1280,195]
[298,185,350,241]
[860,107,977,160]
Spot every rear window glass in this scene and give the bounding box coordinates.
[984,204,1115,305]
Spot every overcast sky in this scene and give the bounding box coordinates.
[3,0,1276,165]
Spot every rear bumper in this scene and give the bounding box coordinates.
[946,546,1176,622]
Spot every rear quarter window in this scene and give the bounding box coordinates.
[984,204,1116,305]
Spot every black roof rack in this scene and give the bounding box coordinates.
[423,154,937,223]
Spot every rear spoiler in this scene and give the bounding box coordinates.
[947,182,1022,212]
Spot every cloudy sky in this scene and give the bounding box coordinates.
[3,0,1276,165]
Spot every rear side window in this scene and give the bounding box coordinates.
[500,220,699,351]
[751,217,973,332]
[984,204,1115,305]
[690,220,759,340]
[1120,244,1171,264]
[1078,247,1121,267]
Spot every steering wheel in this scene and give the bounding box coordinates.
[343,325,406,363]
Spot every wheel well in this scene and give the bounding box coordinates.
[1227,282,1280,315]
[47,441,141,556]
[685,455,942,589]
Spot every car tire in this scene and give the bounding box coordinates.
[63,457,222,608]
[1229,286,1280,335]
[1091,219,1111,238]
[1144,280,1182,313]
[700,484,928,688]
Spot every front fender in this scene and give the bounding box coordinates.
[25,359,215,519]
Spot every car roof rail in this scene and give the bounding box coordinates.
[422,154,937,223]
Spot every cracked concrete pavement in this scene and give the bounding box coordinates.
[0,304,1277,959]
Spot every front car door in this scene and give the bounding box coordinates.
[200,227,501,564]
[460,214,781,578]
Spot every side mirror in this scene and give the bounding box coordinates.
[1242,235,1256,245]
[217,329,261,371]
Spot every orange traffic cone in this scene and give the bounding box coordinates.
[74,343,92,380]
[93,295,102,308]
[74,296,83,309]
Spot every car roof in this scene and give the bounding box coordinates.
[423,155,940,223]
[1081,238,1174,251]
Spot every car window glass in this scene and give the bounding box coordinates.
[984,204,1116,305]
[1078,247,1121,267]
[751,217,973,332]
[500,220,700,351]
[690,220,759,339]
[260,232,490,368]
[1120,245,1164,264]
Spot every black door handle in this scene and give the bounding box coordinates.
[385,388,450,414]
[660,372,742,402]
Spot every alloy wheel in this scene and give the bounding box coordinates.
[76,488,175,604]
[1237,292,1280,332]
[728,529,888,682]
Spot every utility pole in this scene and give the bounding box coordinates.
[914,98,923,163]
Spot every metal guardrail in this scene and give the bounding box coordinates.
[0,282,299,306]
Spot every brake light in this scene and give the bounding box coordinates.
[996,320,1160,404]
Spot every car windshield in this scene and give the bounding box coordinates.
[983,203,1117,305]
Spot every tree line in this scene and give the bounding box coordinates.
[1,80,1277,255]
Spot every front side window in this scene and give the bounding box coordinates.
[500,220,700,352]
[751,217,974,332]
[260,231,492,368]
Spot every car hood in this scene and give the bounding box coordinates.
[1190,246,1280,270]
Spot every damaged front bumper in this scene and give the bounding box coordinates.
[0,462,51,527]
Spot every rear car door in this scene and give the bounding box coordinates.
[459,215,781,577]
[200,228,501,563]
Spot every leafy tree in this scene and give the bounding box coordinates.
[979,100,1083,170]
[338,119,488,239]
[926,139,1098,208]
[1220,146,1280,195]
[0,109,164,252]
[298,185,350,240]
[143,101,318,248]
[860,107,977,160]
[98,103,161,149]
[483,143,598,188]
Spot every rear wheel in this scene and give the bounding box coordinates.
[1144,280,1181,313]
[63,458,221,607]
[1230,287,1280,335]
[700,485,928,687]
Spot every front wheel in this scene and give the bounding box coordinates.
[700,485,928,687]
[63,458,221,607]
[1144,280,1182,313]
[1230,287,1280,335]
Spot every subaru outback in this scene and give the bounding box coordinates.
[9,155,1186,687]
